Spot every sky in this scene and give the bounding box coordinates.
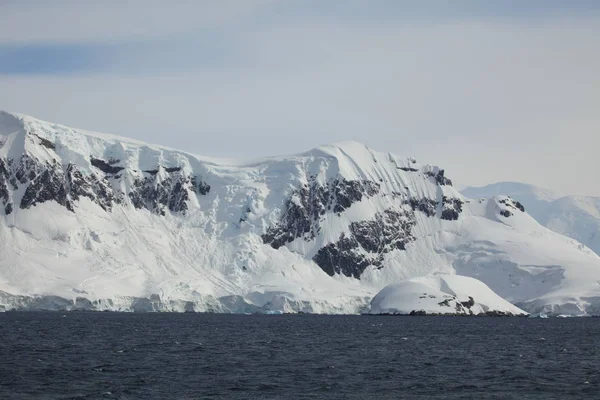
[1,1,599,196]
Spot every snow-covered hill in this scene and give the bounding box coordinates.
[463,183,600,256]
[1,111,600,315]
[369,275,526,316]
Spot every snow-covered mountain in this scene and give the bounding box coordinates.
[1,111,600,315]
[463,183,600,256]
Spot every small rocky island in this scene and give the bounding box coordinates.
[368,275,527,316]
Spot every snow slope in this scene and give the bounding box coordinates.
[463,182,600,256]
[1,111,600,315]
[369,274,526,315]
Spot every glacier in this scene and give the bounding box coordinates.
[1,111,600,315]
[463,182,600,257]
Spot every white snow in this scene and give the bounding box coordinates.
[462,182,600,256]
[1,111,600,315]
[369,274,526,315]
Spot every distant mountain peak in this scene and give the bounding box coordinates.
[461,181,600,256]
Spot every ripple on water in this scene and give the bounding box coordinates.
[0,313,599,400]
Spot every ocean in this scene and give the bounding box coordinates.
[0,312,598,399]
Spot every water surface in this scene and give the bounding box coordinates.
[0,313,598,399]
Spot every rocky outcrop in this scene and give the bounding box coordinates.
[499,197,525,213]
[262,171,466,278]
[407,197,437,217]
[313,209,416,278]
[426,169,452,186]
[90,157,124,175]
[0,159,10,213]
[441,196,464,221]
[0,154,210,215]
[31,133,56,150]
[498,197,525,218]
[129,172,198,215]
[261,178,380,249]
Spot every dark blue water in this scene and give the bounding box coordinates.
[0,313,598,399]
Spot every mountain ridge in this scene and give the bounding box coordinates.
[2,111,600,315]
[462,182,600,256]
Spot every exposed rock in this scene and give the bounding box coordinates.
[407,197,437,217]
[426,169,452,186]
[65,164,116,212]
[313,209,416,278]
[312,234,375,278]
[31,133,56,150]
[129,173,193,215]
[194,177,211,195]
[480,310,513,317]
[460,296,475,309]
[350,209,415,253]
[500,209,513,218]
[515,200,525,212]
[441,196,464,221]
[20,162,69,210]
[90,158,124,175]
[0,159,9,210]
[142,166,182,175]
[499,197,525,212]
[262,178,380,249]
[1,154,207,215]
[438,298,452,307]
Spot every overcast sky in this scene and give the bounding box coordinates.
[1,1,599,195]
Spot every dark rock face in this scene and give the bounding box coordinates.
[65,164,118,212]
[129,172,197,215]
[16,157,119,212]
[313,209,416,278]
[407,197,437,217]
[460,296,475,309]
[498,197,526,218]
[262,178,380,249]
[0,159,10,213]
[263,172,466,278]
[13,155,40,187]
[515,201,525,212]
[31,133,56,150]
[194,177,211,196]
[21,162,70,211]
[500,209,513,218]
[499,197,525,214]
[441,196,464,221]
[90,158,124,175]
[143,166,183,175]
[0,154,210,215]
[426,169,452,186]
[438,298,452,307]
[313,234,374,278]
[350,209,415,254]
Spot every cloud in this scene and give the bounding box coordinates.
[0,2,599,195]
[0,0,277,45]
